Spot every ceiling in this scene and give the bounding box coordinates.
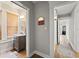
[32,1,39,4]
[32,1,76,16]
[55,3,76,16]
[32,1,47,4]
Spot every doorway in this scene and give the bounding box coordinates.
[54,3,76,57]
[8,2,30,58]
[0,1,30,58]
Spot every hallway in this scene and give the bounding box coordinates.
[53,2,79,58]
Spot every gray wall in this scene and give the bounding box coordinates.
[70,8,75,50]
[19,1,35,54]
[73,2,79,51]
[34,1,50,56]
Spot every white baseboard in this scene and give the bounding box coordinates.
[29,51,50,58]
[69,41,77,52]
[29,51,35,58]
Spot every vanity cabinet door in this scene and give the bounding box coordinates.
[14,35,26,52]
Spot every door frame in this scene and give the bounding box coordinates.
[11,1,30,57]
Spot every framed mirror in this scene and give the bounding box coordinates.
[37,17,45,25]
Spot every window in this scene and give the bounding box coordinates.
[7,12,18,37]
[22,16,26,32]
[20,15,26,33]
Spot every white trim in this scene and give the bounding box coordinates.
[6,10,19,16]
[69,41,77,52]
[0,39,13,44]
[29,51,35,58]
[49,8,54,58]
[26,9,30,57]
[29,51,50,58]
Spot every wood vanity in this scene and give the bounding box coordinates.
[13,34,26,52]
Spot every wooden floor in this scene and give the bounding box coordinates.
[14,50,26,58]
[18,50,26,58]
[54,44,63,58]
[10,49,26,58]
[54,44,79,58]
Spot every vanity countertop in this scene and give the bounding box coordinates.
[15,34,26,36]
[14,33,26,37]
